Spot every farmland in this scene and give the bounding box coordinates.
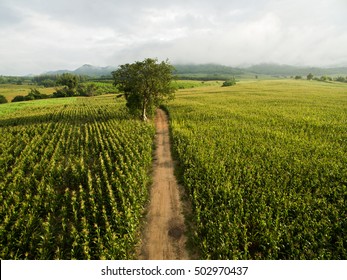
[0,96,155,259]
[166,79,347,259]
[0,84,56,103]
[0,79,346,260]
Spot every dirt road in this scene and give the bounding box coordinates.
[138,109,189,260]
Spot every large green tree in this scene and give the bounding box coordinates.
[57,73,79,90]
[112,58,176,121]
[54,73,80,97]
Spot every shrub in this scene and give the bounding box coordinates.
[41,79,56,87]
[11,89,50,103]
[320,76,332,82]
[336,76,346,83]
[53,87,75,98]
[222,77,236,87]
[28,88,43,99]
[77,83,98,97]
[307,73,314,80]
[12,95,26,102]
[0,94,8,104]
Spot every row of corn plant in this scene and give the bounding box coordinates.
[0,96,155,259]
[167,80,347,259]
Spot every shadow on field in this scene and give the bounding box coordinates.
[0,108,131,128]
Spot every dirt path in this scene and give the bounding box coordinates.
[138,109,189,260]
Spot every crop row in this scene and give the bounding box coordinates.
[0,97,155,259]
[167,81,347,259]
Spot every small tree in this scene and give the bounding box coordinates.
[222,77,237,87]
[55,73,79,97]
[307,73,314,80]
[28,88,43,99]
[112,58,176,121]
[41,79,56,87]
[336,76,346,83]
[57,73,79,90]
[0,94,8,104]
[77,83,98,96]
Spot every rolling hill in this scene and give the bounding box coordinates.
[43,63,347,79]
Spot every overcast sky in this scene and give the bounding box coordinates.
[1,0,347,75]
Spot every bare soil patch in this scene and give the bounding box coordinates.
[138,109,189,260]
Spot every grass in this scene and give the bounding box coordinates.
[173,80,223,89]
[0,84,56,102]
[1,78,346,259]
[0,97,77,116]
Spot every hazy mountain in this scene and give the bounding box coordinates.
[45,69,72,75]
[173,63,347,78]
[74,64,116,76]
[44,64,116,77]
[245,63,347,76]
[43,63,347,78]
[173,64,244,75]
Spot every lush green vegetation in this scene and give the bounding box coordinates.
[0,97,77,116]
[166,79,347,259]
[222,77,237,87]
[112,58,175,121]
[1,78,346,260]
[174,80,222,89]
[0,84,56,102]
[0,80,117,104]
[0,95,8,104]
[0,96,155,259]
[173,64,244,81]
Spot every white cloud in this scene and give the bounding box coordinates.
[0,0,346,75]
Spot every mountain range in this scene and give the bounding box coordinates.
[44,63,347,78]
[45,64,116,77]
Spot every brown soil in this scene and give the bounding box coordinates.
[138,109,189,260]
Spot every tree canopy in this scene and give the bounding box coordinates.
[112,58,176,121]
[222,77,237,87]
[54,73,80,97]
[307,73,314,80]
[0,94,8,104]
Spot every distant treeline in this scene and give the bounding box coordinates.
[294,73,347,83]
[247,63,347,76]
[173,64,244,75]
[0,74,110,87]
[2,63,347,84]
[32,74,89,87]
[173,64,243,80]
[173,63,347,80]
[177,75,237,81]
[0,76,29,85]
[9,73,118,103]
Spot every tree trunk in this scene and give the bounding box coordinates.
[142,102,148,121]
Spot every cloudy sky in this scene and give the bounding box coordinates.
[1,0,347,75]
